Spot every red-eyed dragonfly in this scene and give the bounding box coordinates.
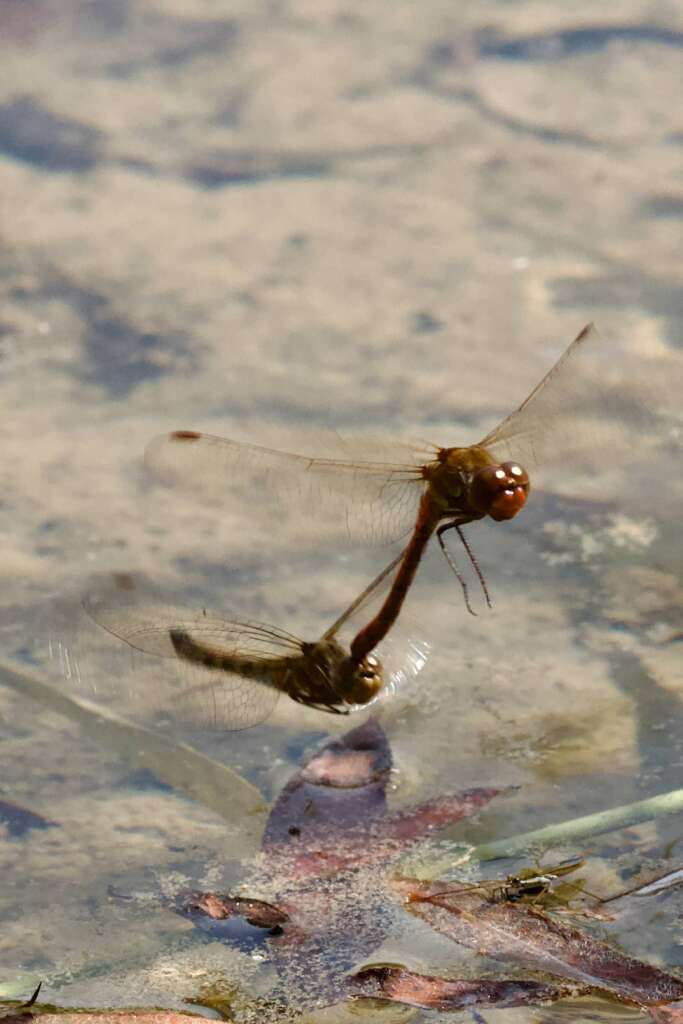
[52,558,427,731]
[146,324,667,665]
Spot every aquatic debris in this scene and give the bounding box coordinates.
[400,876,683,1007]
[178,720,683,1018]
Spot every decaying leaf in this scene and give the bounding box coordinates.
[349,965,582,1010]
[177,892,288,929]
[177,719,505,1008]
[0,985,41,1024]
[158,721,683,1017]
[260,718,503,881]
[399,877,683,1007]
[31,1015,214,1024]
[650,1001,683,1023]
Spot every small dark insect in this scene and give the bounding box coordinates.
[410,857,591,908]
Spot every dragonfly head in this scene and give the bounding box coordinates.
[341,652,384,706]
[470,461,529,521]
[331,651,385,708]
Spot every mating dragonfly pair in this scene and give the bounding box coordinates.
[70,323,651,730]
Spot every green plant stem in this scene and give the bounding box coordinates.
[470,788,683,862]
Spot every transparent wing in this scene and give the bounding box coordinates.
[376,629,431,703]
[145,430,429,545]
[82,572,304,660]
[50,631,281,733]
[322,548,406,640]
[478,324,681,507]
[49,574,299,732]
[480,325,599,461]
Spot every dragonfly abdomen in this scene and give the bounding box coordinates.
[169,629,291,690]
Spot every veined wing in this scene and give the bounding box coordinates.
[83,573,304,661]
[145,430,429,545]
[52,574,300,731]
[479,324,678,502]
[51,629,281,732]
[322,548,406,640]
[56,570,429,729]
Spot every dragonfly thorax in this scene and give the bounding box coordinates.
[293,639,383,712]
[428,446,497,520]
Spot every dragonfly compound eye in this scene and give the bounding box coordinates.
[470,461,529,522]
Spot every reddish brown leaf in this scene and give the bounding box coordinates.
[0,1009,34,1024]
[261,719,504,881]
[650,1002,683,1022]
[399,878,683,1006]
[36,1016,214,1024]
[175,720,508,1010]
[0,983,42,1023]
[156,719,683,1017]
[349,965,584,1010]
[177,892,288,928]
[262,718,392,850]
[374,789,507,844]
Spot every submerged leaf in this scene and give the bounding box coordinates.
[177,892,288,929]
[264,718,393,845]
[177,719,507,1009]
[0,985,42,1024]
[349,965,583,1010]
[0,1010,34,1024]
[374,790,507,846]
[173,719,683,1017]
[35,1016,213,1024]
[650,1001,683,1022]
[399,878,683,1006]
[262,719,503,882]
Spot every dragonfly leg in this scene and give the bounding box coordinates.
[436,520,492,614]
[288,690,348,715]
[436,523,475,616]
[560,879,605,903]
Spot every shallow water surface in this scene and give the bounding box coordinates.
[0,1,682,1020]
